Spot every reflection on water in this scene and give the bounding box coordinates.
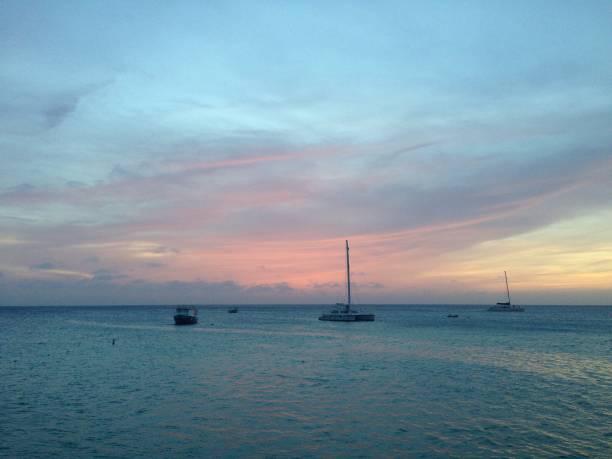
[1,305,611,458]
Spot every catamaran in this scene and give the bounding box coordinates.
[319,240,375,322]
[488,271,524,312]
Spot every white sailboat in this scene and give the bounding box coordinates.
[488,271,524,312]
[319,240,375,322]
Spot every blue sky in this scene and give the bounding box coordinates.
[1,1,611,305]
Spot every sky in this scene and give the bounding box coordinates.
[1,0,611,306]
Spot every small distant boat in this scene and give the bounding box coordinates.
[447,314,459,318]
[227,307,239,313]
[488,271,524,312]
[174,306,198,325]
[319,240,375,322]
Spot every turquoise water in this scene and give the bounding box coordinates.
[1,305,611,458]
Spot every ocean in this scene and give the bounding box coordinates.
[1,305,610,458]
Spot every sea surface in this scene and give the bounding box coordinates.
[1,305,611,458]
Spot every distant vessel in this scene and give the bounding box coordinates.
[319,240,375,322]
[227,307,239,313]
[174,306,198,325]
[447,314,459,318]
[488,271,524,312]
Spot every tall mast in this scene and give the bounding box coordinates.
[346,240,351,308]
[504,271,511,304]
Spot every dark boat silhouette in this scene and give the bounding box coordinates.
[319,240,375,322]
[174,306,198,325]
[488,271,524,312]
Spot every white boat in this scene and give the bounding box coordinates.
[319,240,375,322]
[488,271,524,312]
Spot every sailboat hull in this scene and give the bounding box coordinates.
[355,313,375,321]
[319,313,356,321]
[487,305,524,312]
[318,312,375,321]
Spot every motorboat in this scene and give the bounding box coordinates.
[174,306,198,325]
